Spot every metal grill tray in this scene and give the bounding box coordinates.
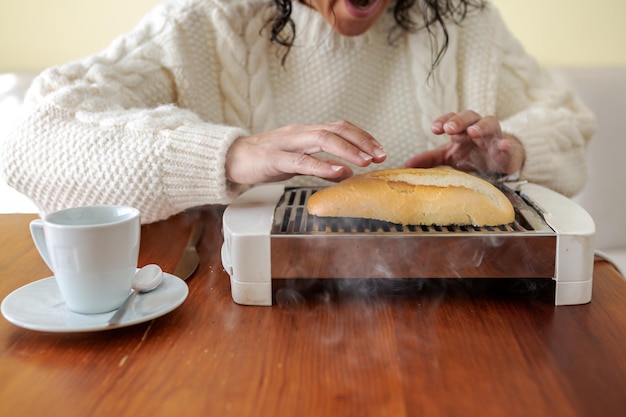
[270,187,557,279]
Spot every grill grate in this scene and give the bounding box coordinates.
[272,187,550,235]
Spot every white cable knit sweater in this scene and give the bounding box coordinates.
[1,0,595,223]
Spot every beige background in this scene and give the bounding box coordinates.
[1,0,625,71]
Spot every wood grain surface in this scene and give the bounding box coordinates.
[1,208,625,417]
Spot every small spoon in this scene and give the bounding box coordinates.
[108,264,163,326]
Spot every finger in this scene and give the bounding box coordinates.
[313,156,356,181]
[467,115,501,138]
[306,130,376,167]
[328,120,387,162]
[442,110,481,135]
[467,115,502,148]
[281,122,386,166]
[290,128,384,168]
[272,152,353,181]
[431,113,457,134]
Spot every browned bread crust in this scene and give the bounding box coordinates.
[306,167,515,226]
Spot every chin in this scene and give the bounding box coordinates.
[334,19,378,36]
[333,25,371,36]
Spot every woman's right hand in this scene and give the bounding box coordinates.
[225,121,387,184]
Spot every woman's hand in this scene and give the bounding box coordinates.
[226,121,387,185]
[405,111,525,175]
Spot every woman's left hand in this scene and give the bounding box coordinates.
[405,110,525,175]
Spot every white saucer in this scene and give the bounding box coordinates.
[1,272,188,332]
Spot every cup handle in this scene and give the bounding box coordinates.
[30,219,54,271]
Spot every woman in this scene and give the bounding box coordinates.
[1,0,595,223]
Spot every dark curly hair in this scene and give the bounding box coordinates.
[264,0,486,71]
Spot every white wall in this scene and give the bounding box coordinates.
[491,0,626,67]
[0,0,625,71]
[0,0,162,71]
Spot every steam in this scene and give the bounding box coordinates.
[272,188,553,307]
[273,230,553,308]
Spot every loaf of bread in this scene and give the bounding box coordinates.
[306,167,515,226]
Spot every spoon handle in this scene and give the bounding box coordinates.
[107,290,137,326]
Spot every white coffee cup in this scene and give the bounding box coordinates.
[30,205,141,314]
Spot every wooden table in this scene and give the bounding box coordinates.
[1,207,625,417]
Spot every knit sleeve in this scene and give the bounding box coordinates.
[1,2,248,223]
[489,9,596,197]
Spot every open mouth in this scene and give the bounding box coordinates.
[349,0,376,8]
[344,0,382,19]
